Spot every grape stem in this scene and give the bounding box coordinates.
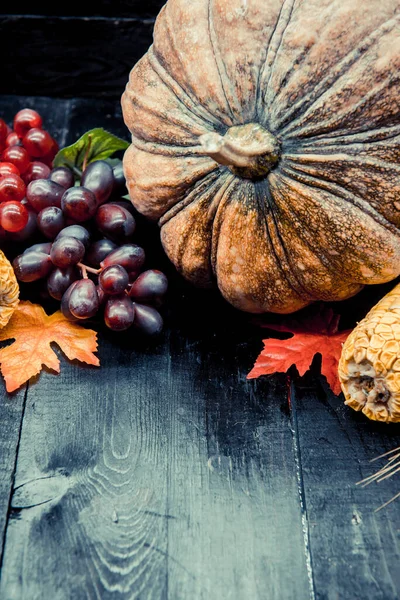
[77,262,101,279]
[82,134,93,172]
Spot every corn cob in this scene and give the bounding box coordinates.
[0,249,19,329]
[338,282,400,423]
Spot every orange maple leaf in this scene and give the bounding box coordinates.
[247,307,351,395]
[0,301,100,393]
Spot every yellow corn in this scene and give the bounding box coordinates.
[0,249,19,329]
[339,282,400,423]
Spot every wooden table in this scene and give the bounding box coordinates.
[0,94,399,600]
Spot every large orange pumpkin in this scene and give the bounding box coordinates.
[121,0,400,314]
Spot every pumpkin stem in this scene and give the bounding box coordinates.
[199,123,281,179]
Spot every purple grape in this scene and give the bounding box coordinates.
[47,266,79,300]
[49,166,74,189]
[61,186,97,222]
[100,244,145,272]
[37,206,66,240]
[112,161,127,195]
[61,282,80,321]
[129,270,168,304]
[99,265,129,295]
[50,236,85,268]
[81,160,114,205]
[86,238,117,268]
[68,279,99,319]
[23,241,52,255]
[95,203,135,242]
[104,295,135,331]
[55,224,90,249]
[12,251,53,282]
[132,303,163,336]
[26,178,65,212]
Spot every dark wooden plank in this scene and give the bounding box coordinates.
[292,369,400,600]
[0,96,311,599]
[0,2,166,18]
[0,16,154,99]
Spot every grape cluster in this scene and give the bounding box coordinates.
[1,108,168,335]
[0,109,58,236]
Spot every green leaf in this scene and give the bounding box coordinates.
[53,128,129,171]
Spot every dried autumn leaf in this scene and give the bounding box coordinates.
[247,306,351,395]
[0,301,99,393]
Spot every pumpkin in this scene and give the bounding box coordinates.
[121,0,400,314]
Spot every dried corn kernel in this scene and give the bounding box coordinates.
[339,282,400,423]
[0,250,19,328]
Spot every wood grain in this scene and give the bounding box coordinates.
[0,16,154,99]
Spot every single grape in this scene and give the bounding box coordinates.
[129,270,168,304]
[95,203,136,242]
[132,303,164,336]
[100,244,145,272]
[47,266,79,300]
[85,238,117,268]
[40,138,59,167]
[5,132,22,147]
[37,206,66,240]
[0,119,8,146]
[61,186,97,222]
[0,201,29,232]
[12,251,53,282]
[7,207,38,242]
[96,285,107,306]
[112,200,136,216]
[50,236,85,268]
[61,282,80,321]
[112,161,127,195]
[0,162,20,177]
[104,295,135,331]
[81,160,114,205]
[26,178,64,212]
[23,241,52,255]
[68,279,99,319]
[22,128,53,158]
[49,166,74,189]
[0,174,26,203]
[99,264,129,296]
[55,224,90,249]
[2,145,30,174]
[13,108,43,138]
[23,161,51,184]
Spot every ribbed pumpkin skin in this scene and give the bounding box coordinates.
[121,0,400,314]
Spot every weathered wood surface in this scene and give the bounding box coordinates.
[0,1,165,17]
[0,96,399,600]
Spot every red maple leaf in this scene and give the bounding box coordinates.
[247,306,352,395]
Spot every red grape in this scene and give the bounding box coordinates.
[49,166,74,189]
[37,206,66,239]
[26,178,64,212]
[129,270,168,304]
[22,128,53,158]
[61,282,80,321]
[50,236,85,268]
[61,186,97,222]
[47,266,79,301]
[68,279,99,319]
[40,138,59,167]
[13,109,43,138]
[2,145,30,174]
[95,203,136,242]
[23,161,51,184]
[104,295,135,331]
[0,174,26,203]
[5,132,22,147]
[81,160,114,205]
[55,224,90,249]
[100,244,145,272]
[99,264,129,295]
[86,238,117,268]
[0,119,8,146]
[7,206,38,241]
[132,303,163,336]
[13,251,53,282]
[0,162,20,177]
[0,201,29,232]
